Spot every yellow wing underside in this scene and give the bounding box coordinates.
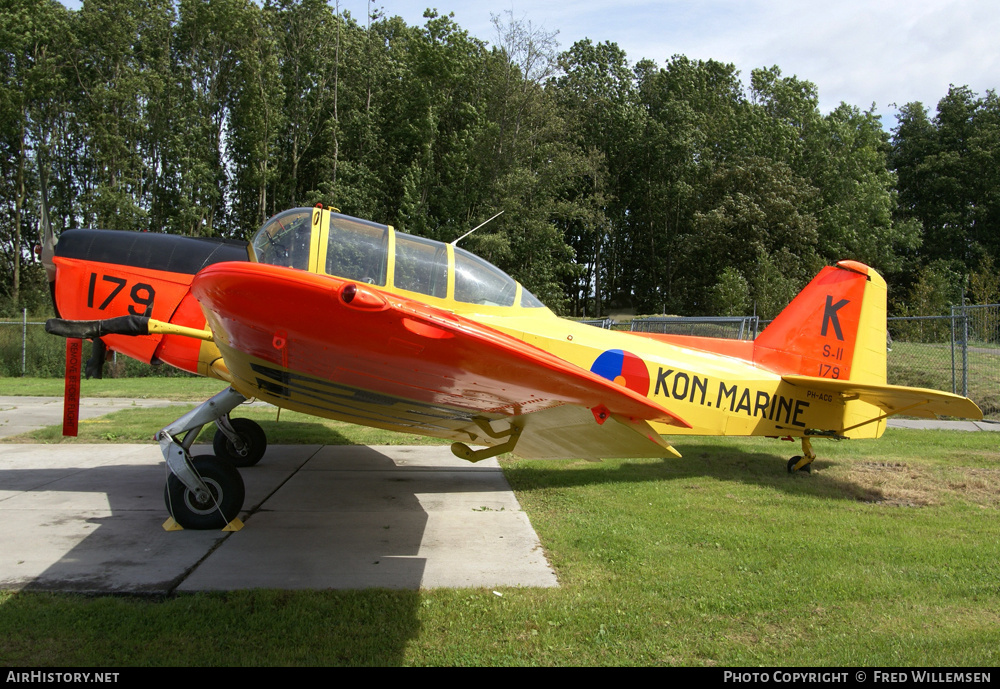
[224,349,681,460]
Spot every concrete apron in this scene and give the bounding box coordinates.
[0,444,558,593]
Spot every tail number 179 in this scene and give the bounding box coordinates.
[86,273,156,316]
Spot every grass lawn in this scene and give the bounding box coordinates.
[1,393,998,665]
[0,401,450,446]
[0,375,228,401]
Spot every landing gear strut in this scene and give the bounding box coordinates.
[451,417,522,463]
[787,436,817,474]
[158,387,254,530]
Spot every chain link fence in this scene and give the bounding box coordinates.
[888,304,1000,419]
[630,315,761,339]
[0,312,193,380]
[1,315,65,378]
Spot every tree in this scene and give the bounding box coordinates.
[968,255,1000,305]
[891,88,995,269]
[710,267,750,316]
[1,3,979,318]
[267,0,342,209]
[225,0,283,235]
[813,104,919,275]
[0,0,72,312]
[552,39,636,315]
[686,156,819,314]
[70,0,174,231]
[159,0,247,237]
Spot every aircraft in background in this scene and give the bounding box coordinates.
[44,206,983,530]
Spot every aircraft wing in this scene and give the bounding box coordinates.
[191,262,689,459]
[782,375,984,422]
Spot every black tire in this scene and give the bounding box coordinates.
[213,418,267,467]
[164,456,246,530]
[787,456,813,474]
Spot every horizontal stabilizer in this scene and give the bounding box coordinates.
[782,375,983,421]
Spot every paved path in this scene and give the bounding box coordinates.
[0,443,558,593]
[0,396,186,439]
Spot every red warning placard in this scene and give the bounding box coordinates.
[63,338,82,437]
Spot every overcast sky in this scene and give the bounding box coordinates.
[333,0,998,129]
[59,0,998,129]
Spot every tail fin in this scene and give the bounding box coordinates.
[754,260,887,384]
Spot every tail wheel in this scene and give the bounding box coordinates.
[787,456,813,474]
[213,418,267,467]
[164,456,245,530]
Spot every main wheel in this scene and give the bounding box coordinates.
[213,418,267,467]
[164,456,246,529]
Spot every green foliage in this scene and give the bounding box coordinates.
[904,260,964,316]
[892,261,965,343]
[747,249,809,320]
[710,267,750,317]
[891,88,1000,294]
[968,255,1000,305]
[688,156,819,312]
[813,104,920,274]
[0,330,203,379]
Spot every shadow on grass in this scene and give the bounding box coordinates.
[251,419,354,445]
[0,588,422,666]
[503,443,887,504]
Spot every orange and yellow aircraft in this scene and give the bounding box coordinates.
[44,206,983,530]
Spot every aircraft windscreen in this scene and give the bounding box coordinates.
[454,247,518,307]
[252,209,313,270]
[326,214,389,286]
[520,287,545,308]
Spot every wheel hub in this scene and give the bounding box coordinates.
[184,478,222,515]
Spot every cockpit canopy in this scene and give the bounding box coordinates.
[251,208,546,309]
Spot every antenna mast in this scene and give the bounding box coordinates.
[451,211,504,246]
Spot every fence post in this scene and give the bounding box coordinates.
[950,306,957,395]
[962,304,969,397]
[22,308,27,377]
